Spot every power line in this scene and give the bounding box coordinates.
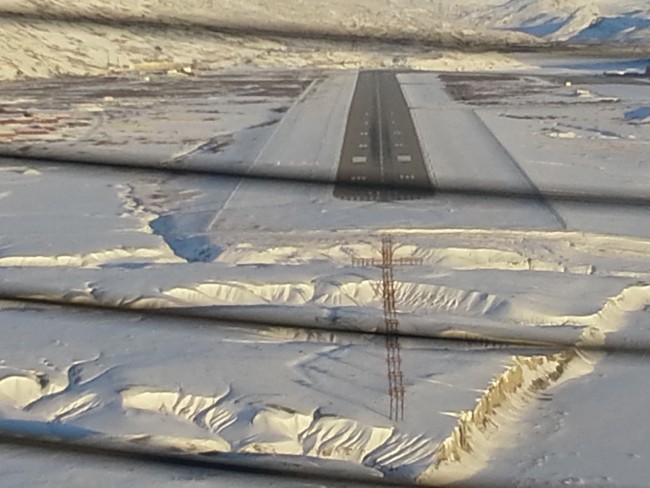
[0,293,648,357]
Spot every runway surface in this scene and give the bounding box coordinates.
[334,70,434,201]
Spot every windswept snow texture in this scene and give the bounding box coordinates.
[1,45,650,486]
[1,299,649,485]
[0,303,606,485]
[3,0,650,43]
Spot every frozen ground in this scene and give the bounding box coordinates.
[1,57,650,484]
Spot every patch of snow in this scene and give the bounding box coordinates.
[545,129,578,139]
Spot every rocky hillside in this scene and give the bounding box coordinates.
[0,0,648,81]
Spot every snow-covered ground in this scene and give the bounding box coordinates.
[0,62,650,486]
[0,443,344,488]
[1,17,650,484]
[0,300,613,485]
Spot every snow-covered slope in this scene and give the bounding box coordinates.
[2,0,649,43]
[0,0,534,45]
[0,0,648,80]
[470,0,650,42]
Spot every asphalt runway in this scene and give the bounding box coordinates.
[333,70,434,201]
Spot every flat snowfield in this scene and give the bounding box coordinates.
[1,57,650,486]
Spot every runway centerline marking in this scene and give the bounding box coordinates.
[334,70,434,201]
